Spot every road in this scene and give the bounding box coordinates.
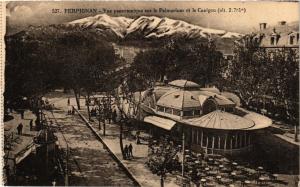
[46,98,137,186]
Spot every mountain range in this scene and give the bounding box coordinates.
[65,14,243,41]
[7,14,246,55]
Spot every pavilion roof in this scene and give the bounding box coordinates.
[168,80,201,89]
[157,90,201,110]
[182,110,255,130]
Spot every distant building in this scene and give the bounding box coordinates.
[253,21,299,55]
[112,43,148,64]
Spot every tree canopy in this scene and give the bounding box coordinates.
[226,34,299,124]
[5,29,120,106]
[130,38,223,88]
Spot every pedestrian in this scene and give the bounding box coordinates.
[128,143,133,158]
[124,145,129,159]
[20,110,24,119]
[136,131,141,144]
[112,109,117,123]
[17,123,23,135]
[67,105,72,115]
[29,119,33,131]
[71,107,75,115]
[67,98,70,106]
[108,108,112,124]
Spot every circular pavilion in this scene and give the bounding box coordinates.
[135,79,272,155]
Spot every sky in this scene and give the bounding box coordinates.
[6,1,299,34]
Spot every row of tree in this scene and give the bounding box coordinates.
[5,30,123,108]
[224,34,299,126]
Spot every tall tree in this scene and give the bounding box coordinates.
[131,38,223,86]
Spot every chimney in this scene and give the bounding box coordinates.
[259,23,267,30]
[278,21,286,26]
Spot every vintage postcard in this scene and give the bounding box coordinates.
[2,1,299,186]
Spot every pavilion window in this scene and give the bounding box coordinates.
[225,107,234,112]
[157,106,165,112]
[165,107,172,114]
[203,133,207,147]
[194,110,201,116]
[290,35,295,45]
[207,136,212,148]
[173,109,181,116]
[220,136,225,149]
[270,37,275,45]
[183,110,193,117]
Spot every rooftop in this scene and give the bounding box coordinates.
[157,90,201,110]
[182,110,255,130]
[168,80,201,89]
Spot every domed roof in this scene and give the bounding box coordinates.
[168,80,200,89]
[182,110,255,130]
[157,90,201,110]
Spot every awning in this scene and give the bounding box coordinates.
[15,143,35,164]
[144,116,176,130]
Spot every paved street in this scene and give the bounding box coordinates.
[46,98,137,186]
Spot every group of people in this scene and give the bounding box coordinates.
[90,106,118,124]
[124,143,133,160]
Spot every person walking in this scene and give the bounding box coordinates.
[124,145,129,159]
[67,98,70,106]
[128,143,133,158]
[71,106,75,115]
[136,131,141,144]
[20,110,25,119]
[29,119,33,131]
[17,123,23,135]
[112,109,117,123]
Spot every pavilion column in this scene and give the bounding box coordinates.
[224,134,227,150]
[235,134,238,148]
[201,131,203,147]
[206,136,209,148]
[212,136,215,154]
[218,136,221,149]
[206,136,209,154]
[196,130,199,144]
[230,138,233,150]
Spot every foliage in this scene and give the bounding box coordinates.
[5,29,120,104]
[226,34,299,124]
[131,38,223,87]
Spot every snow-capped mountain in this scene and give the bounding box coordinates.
[65,14,243,40]
[66,14,133,38]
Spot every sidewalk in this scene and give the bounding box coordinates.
[78,110,181,187]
